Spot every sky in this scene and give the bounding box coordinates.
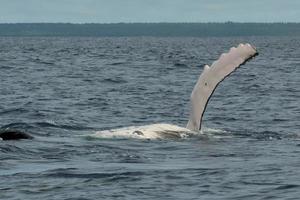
[0,0,299,23]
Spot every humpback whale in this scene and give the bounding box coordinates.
[92,43,258,139]
[1,43,257,140]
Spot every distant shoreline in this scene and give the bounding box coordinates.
[1,22,300,37]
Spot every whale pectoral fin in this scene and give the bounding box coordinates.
[186,43,258,131]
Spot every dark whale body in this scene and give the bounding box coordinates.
[0,130,33,140]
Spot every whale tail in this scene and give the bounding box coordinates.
[186,43,258,131]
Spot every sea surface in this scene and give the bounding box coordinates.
[0,36,299,200]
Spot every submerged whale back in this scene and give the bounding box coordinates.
[0,130,33,140]
[91,123,193,139]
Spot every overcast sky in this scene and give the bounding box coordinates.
[0,0,299,23]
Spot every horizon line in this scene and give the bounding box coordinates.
[1,21,300,24]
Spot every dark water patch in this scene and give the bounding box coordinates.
[272,118,290,122]
[0,65,13,69]
[275,184,300,190]
[0,108,28,115]
[38,60,55,65]
[173,62,187,67]
[226,128,283,140]
[1,122,36,131]
[240,181,283,186]
[44,169,144,182]
[32,121,93,131]
[102,77,127,84]
[252,130,283,140]
[0,144,26,153]
[110,61,126,66]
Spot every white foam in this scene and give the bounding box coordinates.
[201,127,227,134]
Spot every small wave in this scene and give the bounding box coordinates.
[0,108,28,115]
[102,77,127,84]
[0,144,25,153]
[1,122,35,130]
[201,127,228,134]
[249,130,282,140]
[33,121,93,131]
[1,121,59,133]
[34,120,59,128]
[39,61,54,65]
[272,118,289,122]
[229,129,283,140]
[45,168,144,181]
[275,184,300,190]
[174,63,187,67]
[110,62,126,66]
[1,65,13,69]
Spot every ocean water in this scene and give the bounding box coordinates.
[0,36,299,200]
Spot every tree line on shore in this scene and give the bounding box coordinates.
[0,22,299,37]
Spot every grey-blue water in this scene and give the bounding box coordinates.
[0,37,299,200]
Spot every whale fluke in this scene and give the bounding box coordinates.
[0,130,33,140]
[186,43,258,131]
